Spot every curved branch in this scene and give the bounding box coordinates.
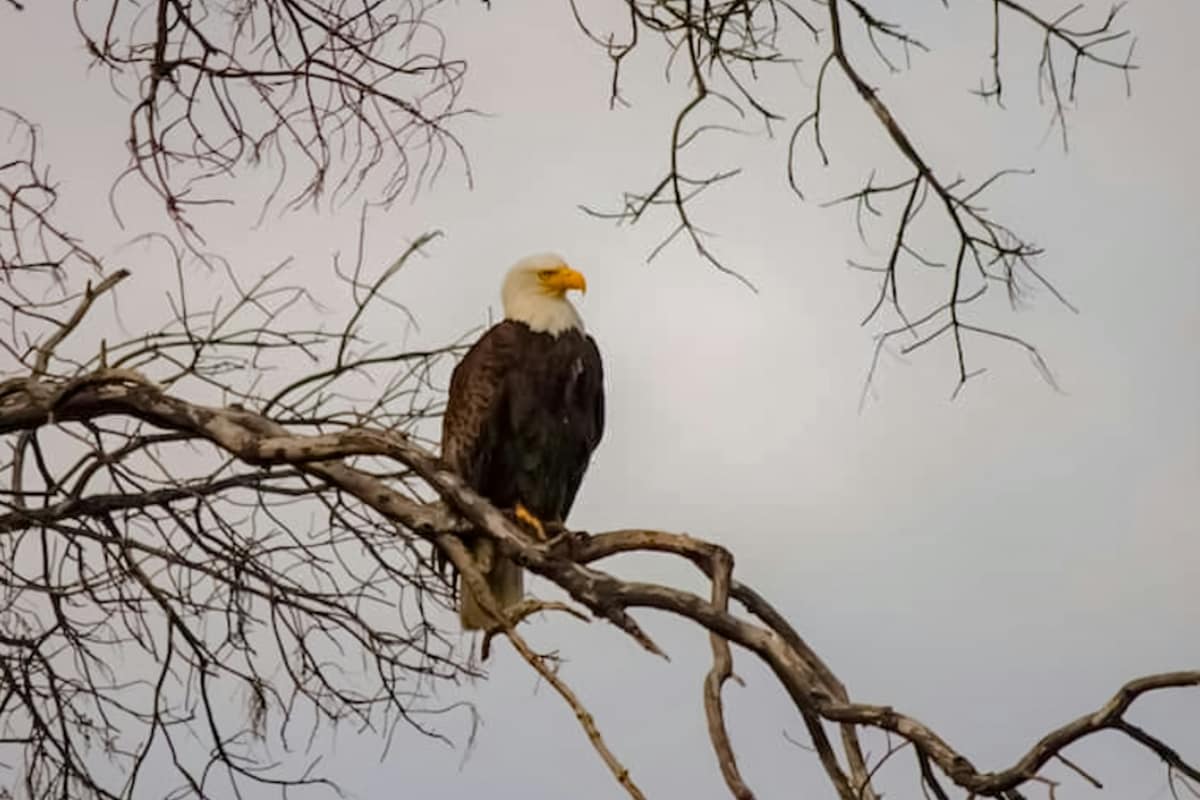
[3,371,1193,798]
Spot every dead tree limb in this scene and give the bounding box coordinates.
[2,371,1195,799]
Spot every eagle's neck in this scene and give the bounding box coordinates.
[504,295,584,337]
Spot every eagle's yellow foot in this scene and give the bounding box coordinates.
[514,502,547,541]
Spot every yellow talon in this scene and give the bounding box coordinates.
[514,502,547,541]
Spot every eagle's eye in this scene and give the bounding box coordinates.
[537,269,556,280]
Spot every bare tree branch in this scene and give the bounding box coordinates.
[3,364,1194,798]
[704,546,754,799]
[572,0,1135,394]
[438,535,646,800]
[70,0,472,245]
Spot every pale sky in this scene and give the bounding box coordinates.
[1,1,1197,799]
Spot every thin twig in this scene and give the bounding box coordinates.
[32,270,129,376]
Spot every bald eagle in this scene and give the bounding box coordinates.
[442,254,605,630]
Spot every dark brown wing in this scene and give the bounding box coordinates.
[583,333,605,453]
[559,332,605,516]
[441,320,524,487]
[438,321,526,588]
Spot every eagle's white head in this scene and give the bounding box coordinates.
[501,253,587,336]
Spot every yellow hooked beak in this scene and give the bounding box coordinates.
[541,266,587,296]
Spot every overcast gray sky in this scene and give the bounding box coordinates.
[1,1,1197,798]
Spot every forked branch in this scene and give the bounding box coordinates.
[2,372,1194,799]
[573,0,1135,395]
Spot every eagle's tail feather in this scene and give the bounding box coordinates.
[458,538,523,631]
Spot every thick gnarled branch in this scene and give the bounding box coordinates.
[3,371,1194,800]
